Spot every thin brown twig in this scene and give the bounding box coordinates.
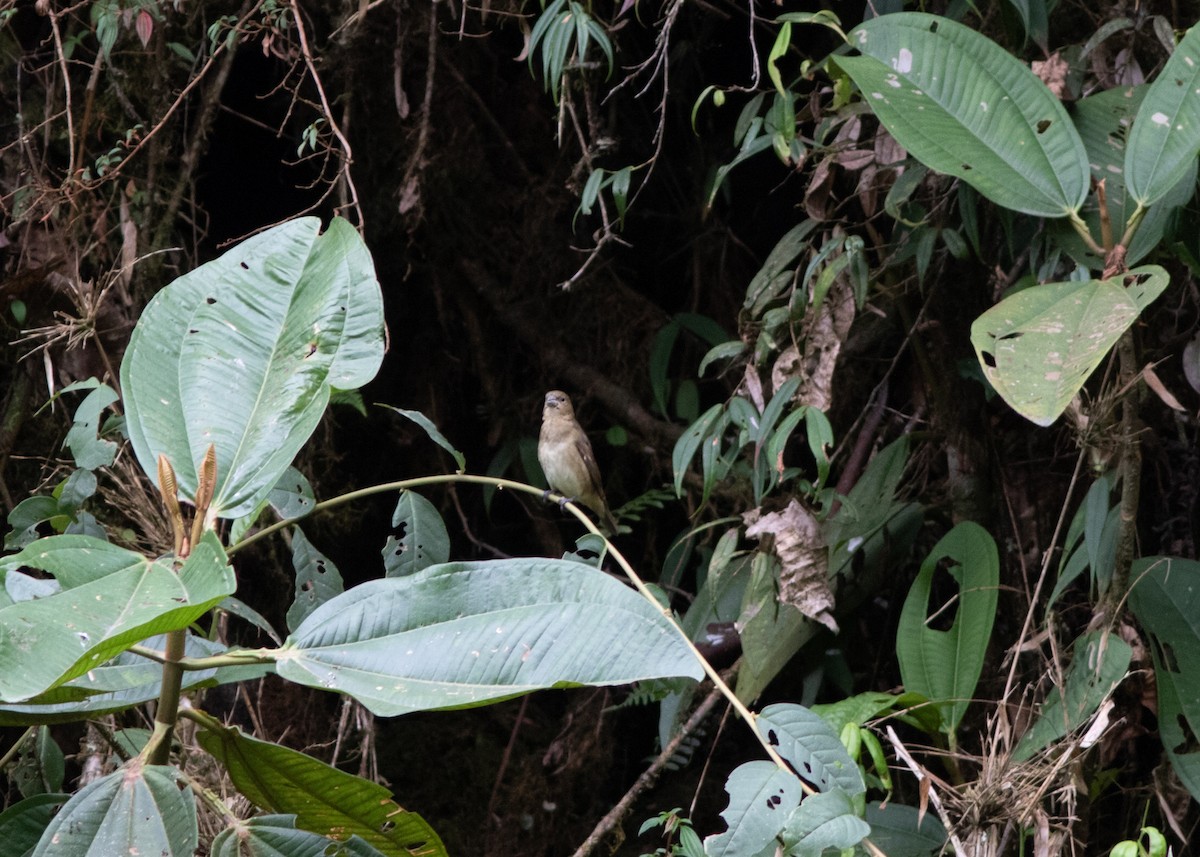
[150,3,250,254]
[289,0,365,226]
[69,3,265,192]
[486,696,530,825]
[570,676,730,857]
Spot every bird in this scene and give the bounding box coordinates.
[538,390,620,535]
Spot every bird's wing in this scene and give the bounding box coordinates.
[575,434,605,492]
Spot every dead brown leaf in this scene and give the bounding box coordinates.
[743,499,837,632]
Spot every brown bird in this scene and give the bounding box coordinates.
[538,390,620,535]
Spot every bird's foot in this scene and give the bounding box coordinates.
[541,489,576,510]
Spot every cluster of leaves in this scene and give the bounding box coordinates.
[519,0,1200,851]
[638,7,1200,855]
[0,219,707,854]
[6,0,1200,854]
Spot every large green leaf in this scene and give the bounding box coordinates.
[273,558,704,715]
[704,761,802,857]
[838,13,1089,217]
[1128,556,1200,801]
[197,726,446,856]
[971,266,1169,426]
[31,762,196,857]
[0,532,235,702]
[1012,631,1131,761]
[1126,22,1200,207]
[0,634,267,725]
[1054,86,1198,267]
[121,217,384,519]
[896,521,998,733]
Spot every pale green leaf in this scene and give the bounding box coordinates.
[970,266,1169,426]
[757,703,866,795]
[287,528,345,633]
[704,761,802,857]
[1126,22,1200,206]
[322,219,386,390]
[62,381,118,470]
[275,558,703,715]
[211,815,391,857]
[268,466,316,520]
[0,532,235,702]
[780,787,870,856]
[121,217,383,519]
[31,763,196,857]
[382,490,450,577]
[839,13,1089,216]
[0,634,264,726]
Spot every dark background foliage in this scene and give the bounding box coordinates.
[2,0,1199,853]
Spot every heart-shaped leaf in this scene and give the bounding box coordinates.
[971,266,1168,426]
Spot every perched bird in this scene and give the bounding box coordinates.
[538,390,620,535]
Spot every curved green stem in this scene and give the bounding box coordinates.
[226,473,794,775]
[1118,203,1148,250]
[1066,210,1105,257]
[130,643,274,671]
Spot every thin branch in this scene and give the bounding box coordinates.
[72,3,266,192]
[46,7,77,178]
[227,473,792,774]
[289,0,365,226]
[150,3,250,254]
[571,676,732,857]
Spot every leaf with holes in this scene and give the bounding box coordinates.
[382,491,450,578]
[837,13,1088,217]
[1012,631,1131,761]
[121,217,384,520]
[971,266,1168,426]
[1129,556,1200,802]
[1126,22,1200,207]
[896,522,998,735]
[757,703,865,795]
[704,761,802,857]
